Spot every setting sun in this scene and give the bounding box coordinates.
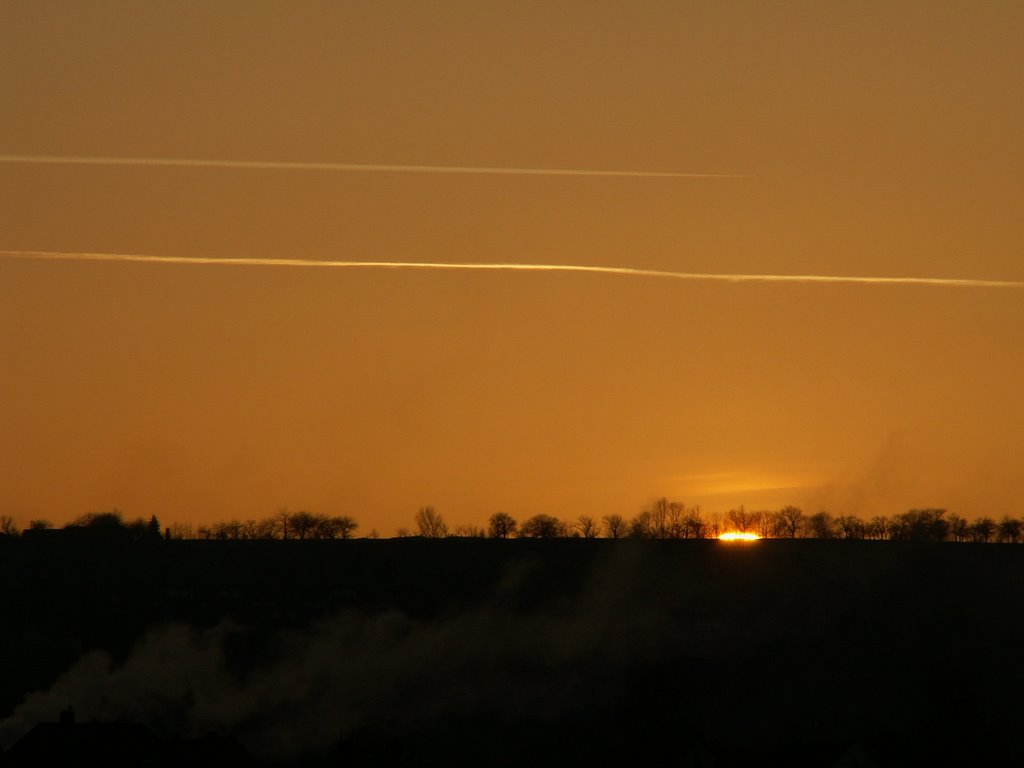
[718,532,762,542]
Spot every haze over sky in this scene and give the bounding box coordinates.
[2,2,1022,533]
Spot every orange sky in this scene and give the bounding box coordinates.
[2,2,1023,534]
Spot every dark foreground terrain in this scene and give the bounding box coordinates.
[1,536,1022,766]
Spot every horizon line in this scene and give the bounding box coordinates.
[3,250,1024,289]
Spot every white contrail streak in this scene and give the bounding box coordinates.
[3,250,1023,289]
[0,154,751,179]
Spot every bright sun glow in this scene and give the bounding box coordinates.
[718,531,762,541]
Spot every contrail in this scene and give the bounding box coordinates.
[3,249,1023,289]
[0,154,750,179]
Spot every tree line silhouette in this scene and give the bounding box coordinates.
[412,501,1021,543]
[1,510,163,540]
[2,500,1021,543]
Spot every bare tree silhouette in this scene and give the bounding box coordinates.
[890,509,949,542]
[648,498,671,538]
[948,513,969,542]
[754,510,774,538]
[488,512,517,539]
[602,514,627,539]
[629,510,655,538]
[968,517,996,542]
[774,506,804,538]
[239,518,276,540]
[288,511,319,540]
[518,514,563,538]
[329,515,359,539]
[275,508,292,540]
[726,506,759,533]
[415,506,448,538]
[575,516,600,538]
[807,511,836,539]
[836,516,866,540]
[866,515,889,540]
[683,507,708,539]
[997,516,1022,543]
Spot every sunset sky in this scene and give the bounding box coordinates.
[2,2,1022,534]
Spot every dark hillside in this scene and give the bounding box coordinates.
[2,537,1022,765]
